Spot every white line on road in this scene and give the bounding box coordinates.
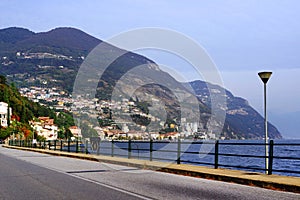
[67,172,155,200]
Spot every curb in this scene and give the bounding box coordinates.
[3,145,300,193]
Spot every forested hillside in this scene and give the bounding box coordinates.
[0,75,74,140]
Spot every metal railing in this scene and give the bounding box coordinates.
[8,139,300,176]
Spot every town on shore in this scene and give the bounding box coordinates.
[0,85,220,142]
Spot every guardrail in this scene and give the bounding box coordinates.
[8,139,300,176]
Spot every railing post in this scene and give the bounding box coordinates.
[111,140,114,157]
[43,140,46,149]
[76,140,79,153]
[68,139,70,152]
[48,140,51,150]
[60,140,63,151]
[177,137,181,164]
[128,139,132,159]
[85,140,88,154]
[214,140,219,169]
[268,140,274,175]
[54,140,56,151]
[150,139,153,161]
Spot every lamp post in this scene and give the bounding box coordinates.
[258,71,272,174]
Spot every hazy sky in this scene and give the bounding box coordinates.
[1,0,299,137]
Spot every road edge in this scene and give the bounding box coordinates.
[3,145,300,193]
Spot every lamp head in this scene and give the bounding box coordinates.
[258,71,272,84]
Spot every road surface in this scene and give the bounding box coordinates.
[0,146,299,200]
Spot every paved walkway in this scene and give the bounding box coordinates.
[3,145,300,193]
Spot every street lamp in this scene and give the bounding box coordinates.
[258,71,272,174]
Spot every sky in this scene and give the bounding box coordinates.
[1,0,300,138]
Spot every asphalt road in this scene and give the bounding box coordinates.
[0,146,299,200]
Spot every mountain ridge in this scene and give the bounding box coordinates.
[0,27,101,57]
[0,27,34,43]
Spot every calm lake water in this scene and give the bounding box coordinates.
[87,139,300,177]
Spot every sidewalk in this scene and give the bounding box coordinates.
[3,145,300,193]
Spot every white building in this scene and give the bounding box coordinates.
[69,126,82,138]
[122,124,129,133]
[0,102,12,127]
[30,117,58,140]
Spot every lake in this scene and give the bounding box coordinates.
[91,139,300,177]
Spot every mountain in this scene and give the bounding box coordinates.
[0,27,282,139]
[190,80,281,139]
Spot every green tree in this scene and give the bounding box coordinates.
[80,122,97,138]
[0,75,6,85]
[54,112,75,128]
[20,102,27,123]
[0,127,10,139]
[65,128,73,139]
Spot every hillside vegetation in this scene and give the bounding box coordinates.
[0,75,74,140]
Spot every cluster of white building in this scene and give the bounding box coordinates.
[30,117,82,141]
[19,86,72,110]
[1,93,217,141]
[72,96,218,140]
[16,52,75,60]
[0,100,83,141]
[17,84,222,140]
[30,117,58,140]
